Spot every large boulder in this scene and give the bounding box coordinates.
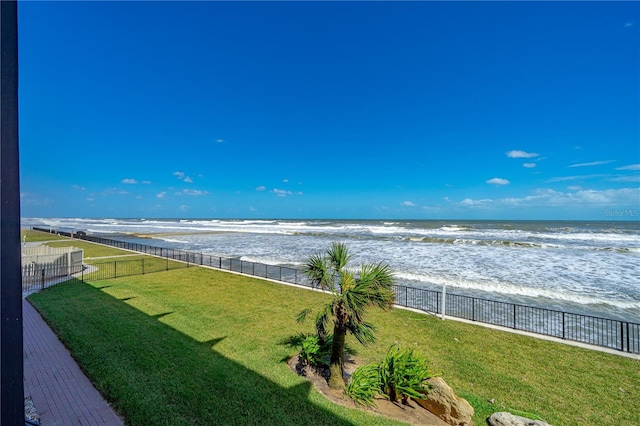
[488,412,552,426]
[414,377,474,426]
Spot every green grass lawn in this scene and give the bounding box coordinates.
[21,229,136,258]
[28,266,640,426]
[21,229,68,242]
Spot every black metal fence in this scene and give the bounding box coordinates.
[30,227,640,354]
[393,285,639,353]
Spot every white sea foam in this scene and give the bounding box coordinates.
[159,238,190,244]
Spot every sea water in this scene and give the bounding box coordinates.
[22,217,640,323]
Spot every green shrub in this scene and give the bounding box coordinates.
[345,345,436,407]
[378,345,434,404]
[298,334,333,368]
[345,363,379,407]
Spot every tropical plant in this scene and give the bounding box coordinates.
[378,345,434,404]
[345,345,435,407]
[298,333,333,368]
[297,242,396,389]
[345,363,380,407]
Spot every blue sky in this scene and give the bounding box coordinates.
[18,1,639,220]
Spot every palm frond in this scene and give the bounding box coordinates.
[355,262,396,309]
[349,321,376,345]
[296,308,312,323]
[315,305,332,339]
[339,269,356,293]
[359,262,395,288]
[303,253,333,289]
[327,242,352,272]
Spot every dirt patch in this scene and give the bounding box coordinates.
[288,355,448,426]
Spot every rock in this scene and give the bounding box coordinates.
[414,377,474,426]
[487,412,552,426]
[24,396,40,425]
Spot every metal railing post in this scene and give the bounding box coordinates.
[469,298,475,321]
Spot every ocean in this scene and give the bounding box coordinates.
[22,217,640,323]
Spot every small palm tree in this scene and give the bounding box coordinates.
[298,242,396,389]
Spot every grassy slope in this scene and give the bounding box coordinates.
[21,229,135,258]
[21,229,68,242]
[24,231,640,424]
[29,273,398,426]
[28,266,640,426]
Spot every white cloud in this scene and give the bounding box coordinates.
[179,205,189,212]
[523,163,536,168]
[507,150,538,159]
[487,177,510,185]
[460,198,493,207]
[72,185,86,191]
[624,22,635,28]
[463,187,639,209]
[183,189,208,196]
[611,176,640,183]
[567,186,582,191]
[545,174,607,183]
[401,201,417,207]
[173,171,195,183]
[216,139,224,143]
[156,192,166,199]
[283,179,289,183]
[569,160,614,168]
[142,180,152,185]
[273,188,293,197]
[122,178,138,184]
[102,188,129,196]
[256,186,266,191]
[616,164,640,171]
[249,206,258,212]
